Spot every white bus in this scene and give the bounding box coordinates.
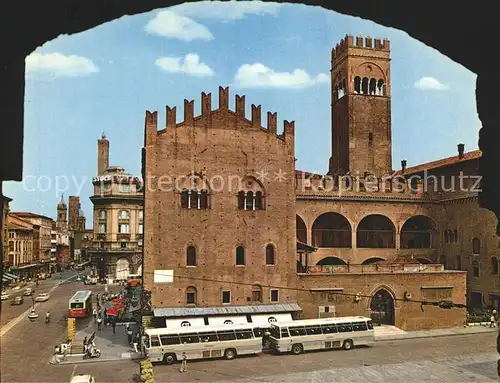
[268,316,375,355]
[143,323,263,364]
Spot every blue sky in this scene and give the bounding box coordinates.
[4,1,480,225]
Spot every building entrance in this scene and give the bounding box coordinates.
[370,289,395,325]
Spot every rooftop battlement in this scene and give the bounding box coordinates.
[144,86,295,146]
[332,34,390,59]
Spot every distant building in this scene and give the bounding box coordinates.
[87,134,143,281]
[6,213,35,277]
[2,195,12,267]
[10,212,55,274]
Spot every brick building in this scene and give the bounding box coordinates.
[87,135,143,282]
[6,213,35,277]
[141,34,496,331]
[2,196,12,266]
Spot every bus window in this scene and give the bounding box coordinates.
[199,332,218,342]
[71,302,84,309]
[269,326,280,339]
[352,322,368,331]
[150,336,160,347]
[280,328,289,338]
[160,335,181,345]
[367,320,374,330]
[235,330,254,339]
[321,324,338,334]
[289,326,306,336]
[217,330,237,341]
[180,333,199,344]
[253,328,263,338]
[336,323,353,332]
[305,325,322,335]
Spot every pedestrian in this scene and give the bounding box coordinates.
[83,336,88,354]
[97,315,102,331]
[96,293,100,305]
[133,332,140,353]
[112,319,116,334]
[93,307,97,322]
[127,326,133,345]
[490,309,498,328]
[180,352,187,372]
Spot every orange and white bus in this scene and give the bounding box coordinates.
[68,290,93,318]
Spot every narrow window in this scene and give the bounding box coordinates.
[222,290,231,305]
[236,246,245,265]
[255,191,263,210]
[189,189,199,209]
[186,287,197,305]
[180,190,189,208]
[200,190,209,209]
[251,285,262,302]
[472,237,480,254]
[237,191,245,209]
[368,132,373,144]
[186,246,196,266]
[472,261,479,278]
[266,244,275,265]
[245,191,254,211]
[270,289,279,303]
[354,76,361,93]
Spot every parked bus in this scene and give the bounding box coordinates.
[268,316,375,355]
[68,290,93,318]
[143,324,263,364]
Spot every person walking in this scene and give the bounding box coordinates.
[111,319,116,334]
[490,309,498,328]
[92,307,98,322]
[179,352,187,372]
[126,326,133,345]
[97,315,103,331]
[83,336,88,354]
[133,332,140,353]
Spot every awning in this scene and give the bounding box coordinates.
[208,316,249,326]
[4,272,19,279]
[250,313,293,327]
[166,317,206,328]
[154,303,301,318]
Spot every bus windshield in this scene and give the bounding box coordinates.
[71,302,84,309]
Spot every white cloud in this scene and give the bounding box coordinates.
[171,1,283,21]
[414,77,449,90]
[234,63,329,89]
[156,54,215,77]
[25,52,99,78]
[145,10,213,42]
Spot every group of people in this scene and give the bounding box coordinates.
[82,336,97,356]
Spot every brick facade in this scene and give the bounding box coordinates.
[141,34,491,330]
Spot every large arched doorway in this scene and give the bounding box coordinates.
[370,289,395,326]
[400,215,437,249]
[311,213,351,248]
[115,258,130,281]
[296,215,307,244]
[357,214,396,248]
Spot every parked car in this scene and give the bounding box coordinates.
[35,293,50,302]
[1,292,9,301]
[70,374,95,383]
[11,296,23,305]
[23,287,33,296]
[84,276,98,285]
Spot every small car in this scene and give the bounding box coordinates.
[1,292,9,301]
[70,374,95,383]
[23,287,33,296]
[11,296,23,305]
[35,293,50,302]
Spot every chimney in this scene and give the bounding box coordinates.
[401,160,407,173]
[457,143,464,159]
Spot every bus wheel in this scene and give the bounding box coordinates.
[163,353,176,365]
[343,339,354,350]
[224,348,237,360]
[291,344,303,355]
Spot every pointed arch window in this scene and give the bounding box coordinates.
[186,246,197,266]
[471,260,480,278]
[238,191,264,211]
[186,286,197,305]
[472,237,480,254]
[251,285,262,302]
[265,244,276,265]
[181,189,210,210]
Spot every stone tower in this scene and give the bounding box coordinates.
[56,194,67,231]
[328,34,392,178]
[97,133,110,175]
[68,196,80,231]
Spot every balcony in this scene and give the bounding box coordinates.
[87,245,140,253]
[299,263,446,274]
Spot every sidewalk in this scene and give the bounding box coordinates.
[50,317,142,365]
[375,324,498,341]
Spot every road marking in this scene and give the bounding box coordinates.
[0,274,76,338]
[70,364,78,380]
